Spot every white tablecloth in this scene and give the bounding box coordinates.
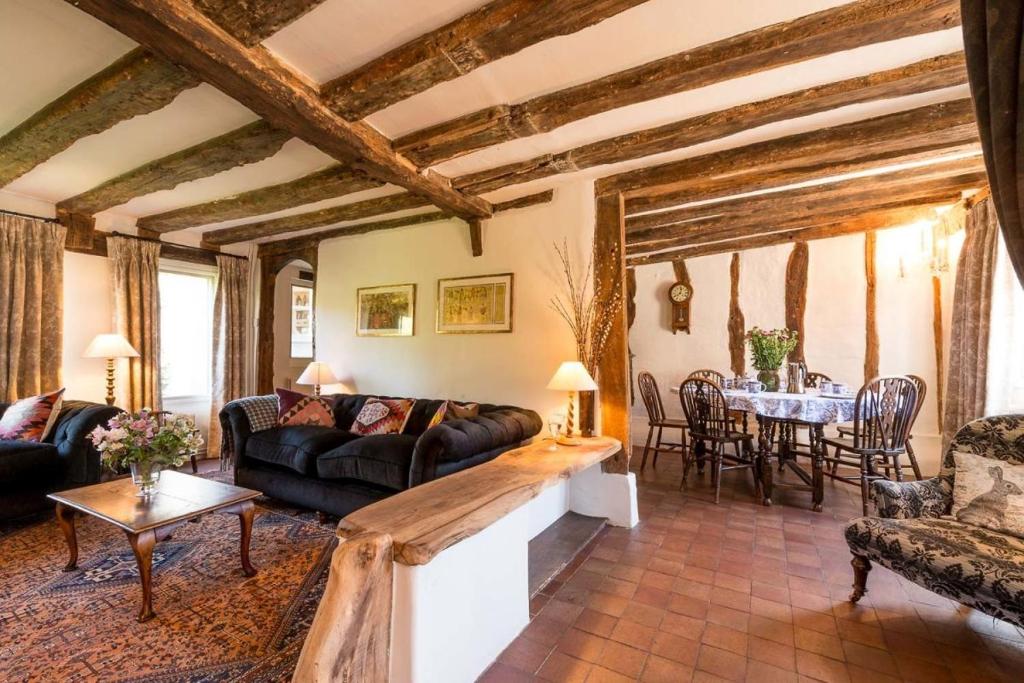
[723,389,856,424]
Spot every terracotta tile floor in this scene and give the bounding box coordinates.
[478,448,1024,682]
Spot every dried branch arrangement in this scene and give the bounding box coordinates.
[551,239,623,375]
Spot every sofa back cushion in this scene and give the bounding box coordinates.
[942,415,1024,477]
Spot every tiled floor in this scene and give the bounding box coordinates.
[478,448,1024,682]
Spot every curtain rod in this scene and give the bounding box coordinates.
[108,231,249,260]
[0,208,59,224]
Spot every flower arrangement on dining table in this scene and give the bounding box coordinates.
[745,327,798,391]
[89,409,203,495]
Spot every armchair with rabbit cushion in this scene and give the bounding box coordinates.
[844,415,1024,628]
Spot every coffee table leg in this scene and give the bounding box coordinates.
[55,503,78,571]
[126,529,157,622]
[236,501,258,577]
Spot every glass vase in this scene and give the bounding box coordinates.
[130,461,163,497]
[757,369,781,393]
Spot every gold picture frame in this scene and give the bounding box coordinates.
[356,283,416,337]
[436,273,514,334]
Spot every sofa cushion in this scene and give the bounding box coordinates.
[951,451,1024,539]
[317,434,418,491]
[0,440,61,484]
[845,516,1024,628]
[245,426,358,476]
[0,389,65,442]
[276,387,335,427]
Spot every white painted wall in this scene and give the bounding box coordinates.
[314,181,595,421]
[629,224,960,476]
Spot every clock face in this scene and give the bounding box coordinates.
[669,282,691,303]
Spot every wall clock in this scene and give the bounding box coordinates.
[668,280,691,333]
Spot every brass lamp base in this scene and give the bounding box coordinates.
[556,435,582,447]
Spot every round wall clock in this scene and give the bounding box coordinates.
[669,282,691,303]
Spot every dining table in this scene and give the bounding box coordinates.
[722,388,857,511]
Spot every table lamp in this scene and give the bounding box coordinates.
[296,361,339,397]
[83,333,140,406]
[546,361,598,446]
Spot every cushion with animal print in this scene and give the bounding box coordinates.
[951,451,1024,539]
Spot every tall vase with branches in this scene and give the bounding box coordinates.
[551,240,623,436]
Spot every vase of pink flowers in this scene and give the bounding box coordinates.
[745,327,799,392]
[89,410,203,496]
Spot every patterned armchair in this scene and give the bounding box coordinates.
[844,415,1024,628]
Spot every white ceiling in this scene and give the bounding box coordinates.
[0,0,970,243]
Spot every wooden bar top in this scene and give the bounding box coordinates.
[337,436,621,565]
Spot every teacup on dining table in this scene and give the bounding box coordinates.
[819,380,833,394]
[832,382,849,395]
[747,380,766,394]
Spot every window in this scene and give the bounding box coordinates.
[986,233,1024,414]
[291,283,314,359]
[159,265,215,399]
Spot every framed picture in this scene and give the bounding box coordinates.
[356,283,416,337]
[436,273,514,334]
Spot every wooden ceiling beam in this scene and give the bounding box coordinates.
[394,0,961,167]
[66,0,492,219]
[626,156,986,232]
[193,0,327,46]
[202,193,434,245]
[627,205,950,266]
[57,121,290,217]
[456,52,968,194]
[137,165,383,233]
[0,48,197,187]
[324,0,647,121]
[627,183,979,253]
[596,98,978,211]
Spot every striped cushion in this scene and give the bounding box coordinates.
[0,389,65,442]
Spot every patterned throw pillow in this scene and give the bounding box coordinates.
[426,402,448,429]
[448,402,479,420]
[275,388,335,428]
[351,398,415,436]
[951,451,1024,539]
[0,388,65,442]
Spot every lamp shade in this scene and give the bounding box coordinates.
[83,333,139,359]
[546,361,597,391]
[296,361,339,387]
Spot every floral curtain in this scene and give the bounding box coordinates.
[0,214,66,402]
[108,236,161,412]
[943,198,1000,448]
[209,255,250,460]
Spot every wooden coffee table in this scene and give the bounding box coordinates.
[48,471,261,622]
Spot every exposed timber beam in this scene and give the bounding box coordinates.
[57,121,291,217]
[137,165,384,232]
[491,188,553,212]
[598,98,979,212]
[193,0,327,46]
[0,48,197,187]
[324,0,647,121]
[456,52,968,194]
[626,157,987,233]
[626,188,971,253]
[728,253,745,377]
[202,192,434,245]
[67,0,492,219]
[469,219,483,257]
[864,231,880,382]
[626,205,946,265]
[395,0,961,166]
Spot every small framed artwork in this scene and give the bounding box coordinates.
[356,283,416,337]
[436,273,514,334]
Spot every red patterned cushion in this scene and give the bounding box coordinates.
[351,398,415,436]
[426,402,448,429]
[275,388,335,428]
[0,389,65,442]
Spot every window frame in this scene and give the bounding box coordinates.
[289,278,315,362]
[158,259,217,401]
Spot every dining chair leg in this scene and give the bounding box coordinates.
[680,442,695,490]
[713,443,724,505]
[640,425,654,471]
[859,453,872,516]
[653,426,664,468]
[891,453,905,482]
[905,439,923,480]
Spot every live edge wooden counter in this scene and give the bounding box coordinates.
[293,436,622,683]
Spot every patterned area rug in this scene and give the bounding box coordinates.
[0,475,335,682]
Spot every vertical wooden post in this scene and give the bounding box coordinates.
[864,231,879,382]
[932,274,944,434]
[594,192,630,474]
[468,219,483,257]
[728,253,745,377]
[785,241,809,362]
[256,247,318,394]
[626,267,637,406]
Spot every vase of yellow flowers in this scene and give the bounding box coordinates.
[745,327,798,392]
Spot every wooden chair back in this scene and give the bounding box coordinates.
[906,374,927,425]
[851,376,918,452]
[637,371,667,424]
[805,372,831,389]
[688,369,725,386]
[679,378,732,439]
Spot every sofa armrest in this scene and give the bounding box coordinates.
[410,407,543,486]
[47,401,122,486]
[220,401,254,469]
[870,476,952,519]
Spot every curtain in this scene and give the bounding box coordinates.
[209,255,250,460]
[0,214,66,401]
[943,198,1000,447]
[961,1,1024,288]
[108,236,161,412]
